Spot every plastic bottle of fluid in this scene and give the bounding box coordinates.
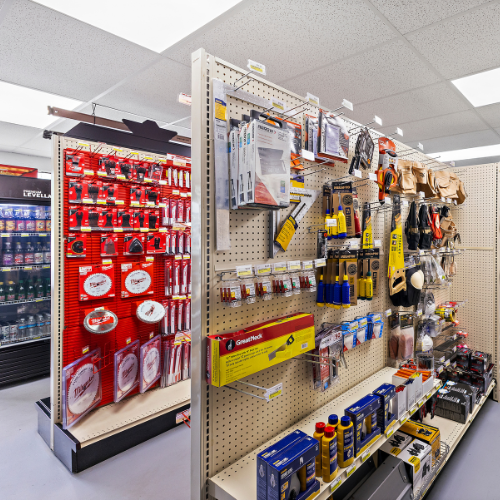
[322,425,338,482]
[313,422,326,477]
[337,416,354,468]
[298,460,316,492]
[328,414,339,431]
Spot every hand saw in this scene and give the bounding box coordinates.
[388,194,406,295]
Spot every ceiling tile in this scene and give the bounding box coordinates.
[283,39,440,109]
[164,0,396,83]
[454,155,500,167]
[371,0,489,35]
[350,83,471,129]
[0,0,159,101]
[477,103,500,128]
[377,109,487,143]
[406,3,500,79]
[0,121,41,148]
[13,135,52,158]
[95,58,192,125]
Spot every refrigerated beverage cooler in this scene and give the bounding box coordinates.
[0,175,51,385]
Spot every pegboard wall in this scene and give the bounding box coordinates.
[190,50,469,498]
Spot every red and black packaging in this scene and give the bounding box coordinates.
[69,206,89,230]
[167,167,173,186]
[161,299,170,334]
[177,299,185,331]
[185,200,191,223]
[145,186,160,206]
[133,211,147,231]
[177,230,184,254]
[98,156,118,178]
[173,259,181,295]
[170,230,178,255]
[180,259,189,295]
[146,232,167,254]
[164,260,173,295]
[184,298,191,331]
[164,229,172,255]
[170,199,178,223]
[187,260,191,294]
[147,210,159,231]
[99,182,119,204]
[178,169,184,189]
[87,181,101,204]
[79,263,115,301]
[101,234,118,257]
[170,299,177,334]
[124,233,145,255]
[117,209,134,230]
[184,231,191,254]
[161,199,170,226]
[130,185,146,206]
[134,162,148,183]
[88,208,100,228]
[65,150,88,176]
[98,208,117,230]
[178,198,185,223]
[148,162,163,182]
[66,233,87,258]
[68,181,84,203]
[118,160,135,181]
[121,261,154,298]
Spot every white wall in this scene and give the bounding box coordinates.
[0,151,52,174]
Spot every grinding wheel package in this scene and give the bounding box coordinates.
[79,263,115,301]
[121,261,154,298]
[124,233,145,255]
[66,233,87,258]
[140,335,161,393]
[83,308,118,334]
[114,341,140,402]
[62,348,102,429]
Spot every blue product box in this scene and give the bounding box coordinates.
[257,430,307,500]
[267,436,320,500]
[341,320,358,350]
[345,394,381,457]
[372,383,397,433]
[367,313,384,340]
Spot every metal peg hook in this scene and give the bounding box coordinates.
[349,120,374,133]
[303,167,326,176]
[422,156,440,164]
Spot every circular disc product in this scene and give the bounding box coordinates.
[84,273,113,298]
[117,353,138,393]
[136,301,165,324]
[83,309,118,334]
[124,269,152,296]
[67,363,100,416]
[143,347,160,385]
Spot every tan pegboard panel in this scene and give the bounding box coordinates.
[192,51,464,495]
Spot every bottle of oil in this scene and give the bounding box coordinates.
[337,416,354,468]
[322,425,338,482]
[313,422,325,477]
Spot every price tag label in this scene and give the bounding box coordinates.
[116,174,126,180]
[140,228,149,233]
[172,190,180,195]
[302,260,313,270]
[306,92,319,106]
[183,255,191,260]
[78,142,90,147]
[159,180,167,186]
[114,200,124,205]
[1,234,8,237]
[265,383,283,402]
[146,256,155,262]
[247,59,266,75]
[353,169,362,178]
[385,309,392,317]
[349,242,359,250]
[361,449,371,463]
[1,267,11,272]
[270,97,286,112]
[314,258,326,268]
[368,172,377,181]
[400,415,408,425]
[181,192,188,198]
[402,200,409,207]
[418,400,424,408]
[102,259,112,265]
[149,332,154,339]
[331,478,342,493]
[410,406,417,416]
[81,227,91,232]
[419,191,425,198]
[374,240,382,248]
[273,262,287,273]
[302,149,315,162]
[25,266,33,270]
[236,265,253,278]
[426,393,432,400]
[126,337,131,345]
[82,346,89,354]
[97,171,106,177]
[346,463,357,478]
[416,309,422,316]
[255,263,272,275]
[385,428,394,439]
[287,260,301,271]
[82,199,93,204]
[441,197,446,202]
[178,93,191,106]
[385,197,392,204]
[83,169,94,176]
[113,228,123,232]
[96,200,106,205]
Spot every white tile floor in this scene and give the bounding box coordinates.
[0,377,190,500]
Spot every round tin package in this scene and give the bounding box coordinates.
[117,353,139,393]
[136,300,165,324]
[84,273,113,298]
[83,309,118,334]
[124,269,152,295]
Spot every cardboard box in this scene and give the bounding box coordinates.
[345,394,381,457]
[206,313,315,387]
[379,430,412,457]
[372,383,397,433]
[267,436,320,500]
[257,430,307,500]
[400,421,441,467]
[398,439,432,494]
[443,381,477,412]
[394,385,407,419]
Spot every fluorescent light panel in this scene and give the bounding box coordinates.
[452,67,500,107]
[432,144,500,162]
[0,81,82,129]
[34,0,243,53]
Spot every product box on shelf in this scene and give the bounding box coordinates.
[372,383,397,433]
[398,439,432,495]
[345,393,381,457]
[379,430,412,457]
[394,385,408,418]
[435,385,470,424]
[114,341,140,403]
[206,313,315,387]
[78,264,115,301]
[400,420,441,467]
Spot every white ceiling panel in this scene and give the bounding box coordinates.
[405,129,499,154]
[350,82,470,129]
[0,0,159,101]
[95,58,191,125]
[13,135,52,157]
[377,110,487,143]
[0,121,41,147]
[164,0,396,83]
[406,2,500,79]
[476,103,500,129]
[454,155,500,167]
[371,0,489,35]
[283,39,439,109]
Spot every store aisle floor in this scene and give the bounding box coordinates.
[426,396,498,500]
[0,377,190,500]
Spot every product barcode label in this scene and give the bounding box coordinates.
[330,478,342,493]
[361,449,371,463]
[301,343,308,349]
[346,463,356,477]
[265,383,283,402]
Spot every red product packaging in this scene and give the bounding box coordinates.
[173,259,181,295]
[114,340,140,403]
[180,259,189,295]
[134,162,148,183]
[182,342,190,380]
[170,299,177,334]
[177,230,184,254]
[161,299,170,334]
[146,232,166,254]
[149,162,163,182]
[100,182,119,204]
[164,260,173,295]
[98,208,117,230]
[147,210,159,231]
[172,168,178,187]
[101,233,118,257]
[161,199,170,225]
[164,229,172,255]
[79,263,115,301]
[65,150,88,177]
[88,181,101,204]
[130,185,145,206]
[87,208,100,229]
[124,233,145,256]
[170,199,178,223]
[178,169,184,189]
[177,299,185,331]
[121,261,154,298]
[185,200,191,223]
[185,170,190,190]
[69,206,89,230]
[178,198,185,223]
[80,179,94,204]
[166,154,190,168]
[170,230,178,255]
[118,160,135,181]
[132,211,147,231]
[98,156,118,178]
[139,335,161,393]
[117,209,134,230]
[187,260,191,294]
[66,233,87,258]
[167,167,173,187]
[68,180,84,203]
[184,231,191,254]
[145,186,160,207]
[184,299,191,331]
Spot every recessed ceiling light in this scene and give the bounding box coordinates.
[432,144,500,162]
[34,0,243,53]
[452,67,500,107]
[0,81,82,129]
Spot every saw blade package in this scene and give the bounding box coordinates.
[114,341,140,403]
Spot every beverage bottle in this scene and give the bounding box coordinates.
[3,241,14,266]
[6,281,16,301]
[0,282,5,302]
[26,314,36,337]
[43,241,50,264]
[17,316,27,339]
[16,280,26,301]
[26,279,34,300]
[36,313,45,336]
[24,241,34,264]
[44,277,51,298]
[14,241,24,264]
[44,312,51,335]
[34,242,43,264]
[36,278,44,298]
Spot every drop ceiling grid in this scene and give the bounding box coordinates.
[202,54,451,478]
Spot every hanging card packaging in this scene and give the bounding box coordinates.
[79,264,115,301]
[98,208,117,231]
[65,150,88,177]
[147,232,166,254]
[101,233,118,257]
[318,110,350,163]
[98,156,118,178]
[62,348,102,429]
[133,211,147,231]
[124,233,145,255]
[121,261,154,298]
[114,341,140,402]
[140,335,162,393]
[67,233,87,258]
[136,300,165,324]
[69,206,89,230]
[117,209,134,230]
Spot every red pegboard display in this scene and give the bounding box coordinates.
[63,148,191,407]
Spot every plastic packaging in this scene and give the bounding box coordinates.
[337,416,354,468]
[322,425,338,482]
[389,312,400,359]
